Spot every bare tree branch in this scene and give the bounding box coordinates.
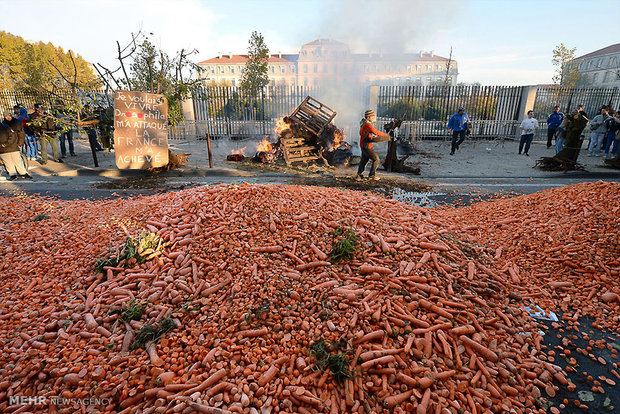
[69,51,78,86]
[48,58,74,87]
[444,46,453,88]
[117,40,132,88]
[96,63,121,90]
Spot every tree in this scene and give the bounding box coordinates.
[97,32,204,127]
[0,31,100,92]
[552,43,581,87]
[240,31,270,95]
[443,46,454,88]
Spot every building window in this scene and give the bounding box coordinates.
[437,64,442,71]
[333,64,337,73]
[426,64,432,71]
[304,64,308,73]
[304,79,308,86]
[232,79,236,86]
[426,77,432,84]
[323,64,328,73]
[593,73,599,83]
[210,66,214,74]
[280,66,285,73]
[313,78,318,86]
[407,65,412,73]
[270,66,275,73]
[230,66,234,73]
[416,65,422,72]
[241,67,245,73]
[292,66,295,73]
[313,64,318,73]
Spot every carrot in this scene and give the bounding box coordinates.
[451,325,476,336]
[419,241,448,251]
[467,261,476,280]
[310,243,328,261]
[359,264,392,274]
[459,335,499,362]
[383,390,413,408]
[250,245,283,253]
[360,355,395,369]
[353,330,385,344]
[236,327,268,338]
[359,348,401,361]
[145,341,164,366]
[296,261,330,271]
[416,388,432,414]
[189,403,232,414]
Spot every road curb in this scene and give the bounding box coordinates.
[55,168,255,178]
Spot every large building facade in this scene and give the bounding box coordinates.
[572,43,620,87]
[198,38,458,87]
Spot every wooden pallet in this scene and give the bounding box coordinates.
[289,96,337,136]
[282,141,320,165]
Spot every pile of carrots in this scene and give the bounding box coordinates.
[0,181,618,414]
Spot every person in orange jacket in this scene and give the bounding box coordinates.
[355,109,389,180]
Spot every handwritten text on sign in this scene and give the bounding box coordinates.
[114,90,168,169]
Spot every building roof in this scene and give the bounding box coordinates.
[353,53,452,62]
[575,43,620,60]
[302,38,348,47]
[199,54,298,65]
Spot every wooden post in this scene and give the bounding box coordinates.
[89,131,99,168]
[206,133,213,168]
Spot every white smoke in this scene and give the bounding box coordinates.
[309,0,461,149]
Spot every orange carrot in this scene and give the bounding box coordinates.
[459,335,499,362]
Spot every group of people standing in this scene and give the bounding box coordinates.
[544,104,619,158]
[1,102,111,180]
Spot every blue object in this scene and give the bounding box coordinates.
[447,112,470,132]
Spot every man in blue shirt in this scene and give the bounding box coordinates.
[446,106,470,155]
[546,105,564,149]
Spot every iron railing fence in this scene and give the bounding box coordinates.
[376,85,524,122]
[191,85,323,122]
[0,89,112,111]
[168,119,556,142]
[533,86,619,120]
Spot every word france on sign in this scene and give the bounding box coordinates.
[114,90,169,169]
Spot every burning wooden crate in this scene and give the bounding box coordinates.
[278,96,337,166]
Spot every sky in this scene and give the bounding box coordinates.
[2,0,618,85]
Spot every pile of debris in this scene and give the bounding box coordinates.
[227,96,353,168]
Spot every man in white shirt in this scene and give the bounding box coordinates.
[519,110,539,156]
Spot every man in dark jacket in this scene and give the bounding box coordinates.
[28,103,63,165]
[1,111,31,180]
[546,105,564,149]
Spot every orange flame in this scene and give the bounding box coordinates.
[256,138,273,152]
[274,119,289,137]
[333,129,345,148]
[231,147,246,155]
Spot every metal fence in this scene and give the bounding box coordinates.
[0,89,112,110]
[377,85,524,121]
[192,85,322,122]
[533,86,619,119]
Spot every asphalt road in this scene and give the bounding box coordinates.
[1,172,618,204]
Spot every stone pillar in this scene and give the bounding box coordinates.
[182,98,195,122]
[181,98,196,138]
[515,85,538,138]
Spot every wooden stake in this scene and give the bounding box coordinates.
[206,133,213,168]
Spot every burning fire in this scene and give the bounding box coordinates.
[231,147,246,155]
[333,128,345,148]
[274,118,289,137]
[256,137,273,153]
